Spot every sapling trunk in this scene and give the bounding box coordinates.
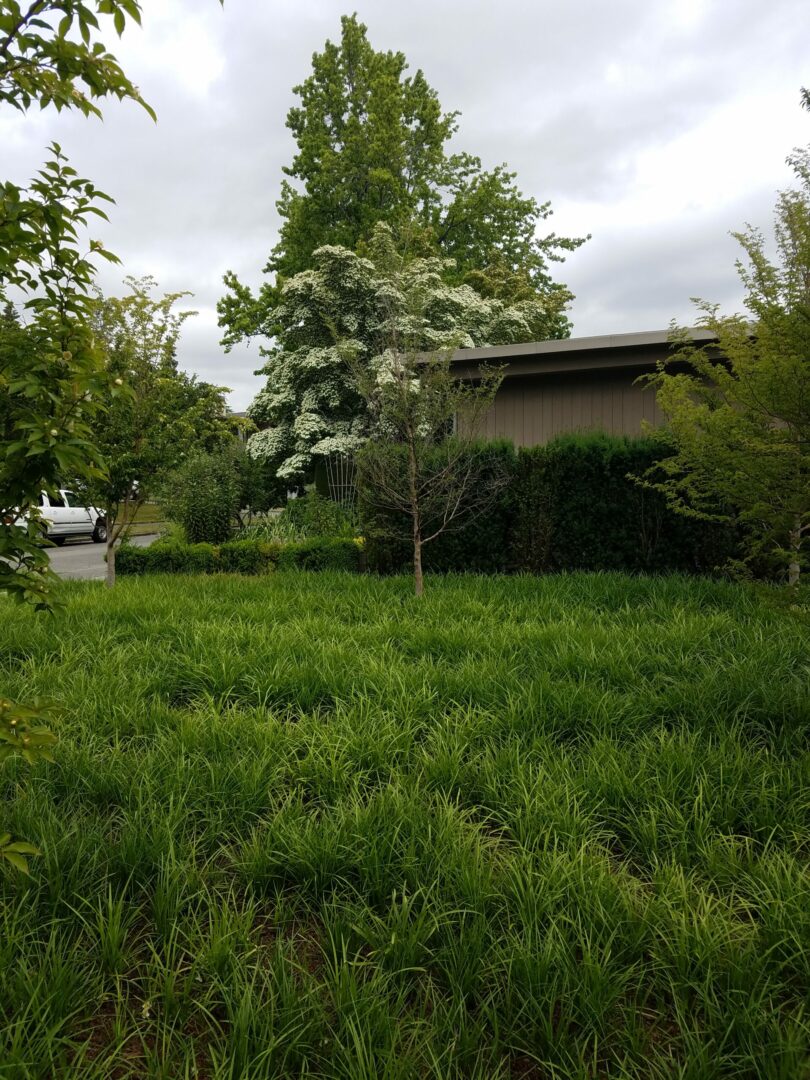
[407,435,424,597]
[105,535,116,589]
[413,531,424,598]
[788,516,801,592]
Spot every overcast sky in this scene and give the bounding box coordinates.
[3,0,809,409]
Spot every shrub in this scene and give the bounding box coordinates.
[219,539,281,574]
[114,542,150,575]
[281,491,358,539]
[116,537,357,576]
[149,541,219,574]
[359,433,740,577]
[160,449,238,544]
[277,537,363,572]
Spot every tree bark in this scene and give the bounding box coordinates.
[413,530,423,598]
[788,517,801,592]
[407,435,423,597]
[105,534,116,589]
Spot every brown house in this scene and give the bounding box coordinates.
[451,328,718,446]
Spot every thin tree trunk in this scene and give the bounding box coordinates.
[788,516,801,592]
[413,530,423,598]
[105,534,116,589]
[407,435,423,597]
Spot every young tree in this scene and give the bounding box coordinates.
[244,222,555,484]
[340,229,509,596]
[353,344,505,598]
[85,277,233,585]
[218,14,586,351]
[648,139,810,588]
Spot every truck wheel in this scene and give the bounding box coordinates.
[52,536,66,546]
[92,521,107,543]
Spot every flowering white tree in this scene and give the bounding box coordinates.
[244,223,553,481]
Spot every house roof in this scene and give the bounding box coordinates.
[450,327,719,380]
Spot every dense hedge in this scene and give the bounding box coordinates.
[360,441,518,575]
[116,537,361,576]
[359,433,740,576]
[277,536,363,572]
[511,433,739,574]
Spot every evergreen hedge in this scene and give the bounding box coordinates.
[511,433,738,574]
[116,537,361,576]
[359,433,739,576]
[360,441,517,575]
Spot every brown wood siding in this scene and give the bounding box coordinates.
[468,369,665,447]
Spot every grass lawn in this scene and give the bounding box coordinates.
[1,572,809,1079]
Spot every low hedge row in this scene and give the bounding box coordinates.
[116,537,362,576]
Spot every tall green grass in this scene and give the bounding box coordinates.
[1,572,808,1077]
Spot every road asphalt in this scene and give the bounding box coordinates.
[48,534,156,581]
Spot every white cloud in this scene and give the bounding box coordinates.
[3,0,809,408]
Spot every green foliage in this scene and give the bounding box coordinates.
[0,1,158,121]
[360,434,738,577]
[218,15,587,448]
[0,833,40,875]
[239,223,550,482]
[280,492,358,539]
[648,138,810,587]
[82,277,233,578]
[90,277,233,507]
[0,150,114,608]
[0,697,57,766]
[1,0,225,868]
[354,326,508,595]
[160,448,239,544]
[219,538,279,574]
[276,536,362,572]
[361,441,517,575]
[116,540,219,576]
[161,445,284,544]
[512,433,739,574]
[219,13,584,312]
[0,572,808,1072]
[0,0,193,609]
[0,697,57,873]
[115,536,361,576]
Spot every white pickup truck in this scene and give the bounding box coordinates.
[37,489,107,545]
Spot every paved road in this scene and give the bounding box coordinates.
[48,534,156,581]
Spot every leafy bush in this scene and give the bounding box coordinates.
[116,540,219,575]
[281,491,358,539]
[277,537,363,572]
[219,539,282,574]
[160,449,238,543]
[116,537,359,576]
[114,543,150,575]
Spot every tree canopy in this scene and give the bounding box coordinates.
[219,14,586,352]
[246,223,556,481]
[648,131,810,587]
[84,276,233,584]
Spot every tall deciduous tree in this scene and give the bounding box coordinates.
[648,132,810,588]
[85,277,233,586]
[218,14,586,351]
[245,223,552,482]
